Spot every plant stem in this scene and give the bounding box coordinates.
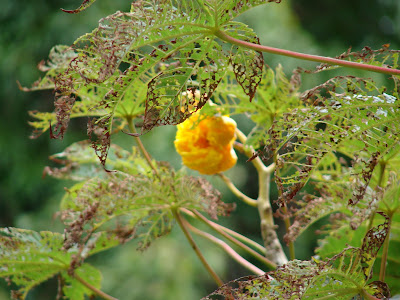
[181,208,267,254]
[74,274,118,300]
[235,129,288,265]
[172,208,224,286]
[191,209,277,269]
[281,205,296,260]
[217,173,258,207]
[182,217,265,275]
[126,117,160,178]
[215,30,400,76]
[379,212,393,282]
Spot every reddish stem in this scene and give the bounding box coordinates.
[215,30,400,76]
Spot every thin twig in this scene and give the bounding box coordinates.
[215,29,400,76]
[182,217,265,275]
[181,208,267,255]
[191,209,277,269]
[172,208,224,286]
[74,274,118,300]
[126,117,160,178]
[217,173,258,207]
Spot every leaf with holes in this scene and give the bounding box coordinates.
[261,76,400,215]
[61,166,234,251]
[0,228,108,300]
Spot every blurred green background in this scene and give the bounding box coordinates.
[0,0,398,299]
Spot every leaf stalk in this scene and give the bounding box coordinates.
[126,117,160,178]
[172,208,224,286]
[74,274,118,300]
[191,209,277,269]
[215,30,400,76]
[182,217,265,275]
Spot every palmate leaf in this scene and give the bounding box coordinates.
[0,228,107,300]
[60,163,234,251]
[261,75,400,211]
[204,216,390,300]
[30,0,278,167]
[285,130,400,243]
[45,141,234,250]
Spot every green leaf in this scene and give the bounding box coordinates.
[360,212,389,280]
[61,166,234,251]
[0,228,105,299]
[217,0,282,24]
[204,247,389,299]
[62,264,102,300]
[262,76,400,209]
[44,141,152,181]
[141,37,228,133]
[214,65,300,148]
[203,257,363,300]
[30,1,279,167]
[317,212,399,294]
[223,22,264,101]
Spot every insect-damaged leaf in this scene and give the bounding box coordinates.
[261,75,400,213]
[204,244,390,300]
[0,228,105,300]
[61,166,234,251]
[139,38,228,134]
[225,22,264,102]
[43,141,152,181]
[216,0,282,24]
[360,212,389,280]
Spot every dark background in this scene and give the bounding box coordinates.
[0,0,398,299]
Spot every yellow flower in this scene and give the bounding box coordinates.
[174,113,237,175]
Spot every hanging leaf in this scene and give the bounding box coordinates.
[225,22,264,101]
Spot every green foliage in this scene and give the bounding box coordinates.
[28,0,280,168]
[204,216,391,299]
[0,228,103,300]
[5,0,400,299]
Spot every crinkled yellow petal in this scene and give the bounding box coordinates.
[174,113,237,175]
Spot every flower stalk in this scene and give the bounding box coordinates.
[217,173,258,207]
